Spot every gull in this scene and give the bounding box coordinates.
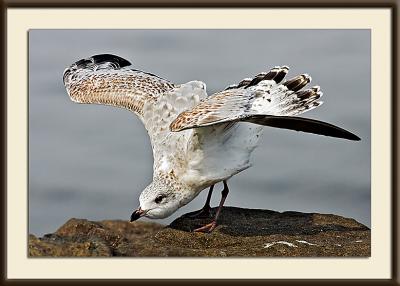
[63,54,360,233]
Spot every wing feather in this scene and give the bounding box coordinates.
[171,66,317,131]
[63,54,210,177]
[63,54,175,122]
[246,115,360,140]
[170,66,360,141]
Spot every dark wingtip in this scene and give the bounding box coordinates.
[337,127,361,141]
[73,54,132,70]
[348,133,361,141]
[63,54,132,85]
[90,54,132,68]
[246,115,362,142]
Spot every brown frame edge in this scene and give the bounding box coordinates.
[0,0,398,285]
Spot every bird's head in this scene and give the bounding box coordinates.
[130,177,192,221]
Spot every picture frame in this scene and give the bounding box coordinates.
[1,0,398,284]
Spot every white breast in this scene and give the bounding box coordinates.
[182,122,263,191]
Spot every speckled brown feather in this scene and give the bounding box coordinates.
[64,55,175,121]
[171,66,322,132]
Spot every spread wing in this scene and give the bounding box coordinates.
[170,66,360,141]
[63,54,208,175]
[63,54,175,126]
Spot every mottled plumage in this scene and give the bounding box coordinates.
[63,54,360,232]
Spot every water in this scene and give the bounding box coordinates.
[29,29,371,236]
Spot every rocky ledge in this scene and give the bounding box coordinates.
[29,207,370,257]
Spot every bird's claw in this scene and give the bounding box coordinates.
[193,221,217,233]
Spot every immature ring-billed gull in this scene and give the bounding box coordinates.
[63,54,360,233]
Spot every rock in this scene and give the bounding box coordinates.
[29,207,370,257]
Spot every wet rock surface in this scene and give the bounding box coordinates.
[29,207,370,257]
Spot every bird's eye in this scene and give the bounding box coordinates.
[155,194,165,204]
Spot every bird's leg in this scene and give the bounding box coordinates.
[194,180,229,233]
[188,185,214,218]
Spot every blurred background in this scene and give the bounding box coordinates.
[29,30,370,236]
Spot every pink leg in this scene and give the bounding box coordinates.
[194,181,229,233]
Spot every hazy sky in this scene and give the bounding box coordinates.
[29,29,370,236]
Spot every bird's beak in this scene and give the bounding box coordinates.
[130,207,146,222]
